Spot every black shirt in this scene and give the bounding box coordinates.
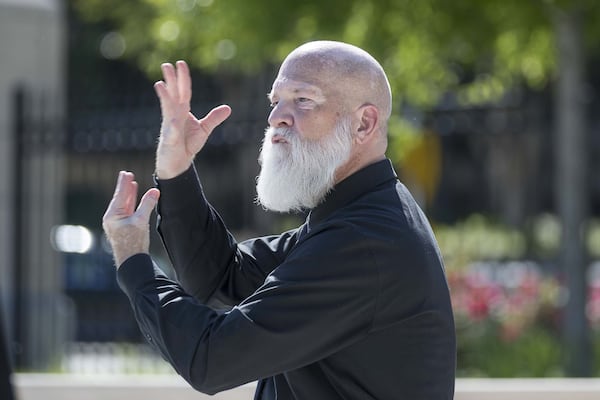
[117,159,456,399]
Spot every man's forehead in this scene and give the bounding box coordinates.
[269,77,326,99]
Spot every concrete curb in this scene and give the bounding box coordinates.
[12,374,600,400]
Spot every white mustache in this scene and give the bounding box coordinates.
[259,127,292,166]
[264,126,297,141]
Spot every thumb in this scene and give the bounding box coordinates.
[135,188,160,222]
[199,104,232,134]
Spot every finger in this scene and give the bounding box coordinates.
[114,171,134,207]
[135,188,160,222]
[176,60,192,104]
[198,105,232,135]
[124,180,139,216]
[161,63,179,99]
[154,81,174,118]
[153,81,172,104]
[104,171,135,219]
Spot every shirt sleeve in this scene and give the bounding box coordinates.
[155,164,299,306]
[117,223,378,395]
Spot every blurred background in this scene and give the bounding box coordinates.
[2,0,600,382]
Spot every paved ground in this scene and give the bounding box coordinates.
[12,374,600,400]
[14,374,255,400]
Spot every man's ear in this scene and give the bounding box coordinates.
[355,104,379,144]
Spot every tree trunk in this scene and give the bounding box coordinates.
[553,7,592,376]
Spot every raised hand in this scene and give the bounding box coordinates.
[154,60,231,179]
[102,171,160,267]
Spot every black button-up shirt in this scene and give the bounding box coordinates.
[117,159,456,399]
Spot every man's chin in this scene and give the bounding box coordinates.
[257,185,329,213]
[261,146,290,166]
[256,192,299,213]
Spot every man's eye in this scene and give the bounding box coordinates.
[269,101,278,108]
[296,97,315,107]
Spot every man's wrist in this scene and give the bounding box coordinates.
[107,226,150,268]
[155,146,193,179]
[155,160,195,181]
[155,168,187,180]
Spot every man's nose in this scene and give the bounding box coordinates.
[268,103,293,128]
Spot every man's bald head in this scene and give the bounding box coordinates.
[263,41,390,196]
[278,41,392,126]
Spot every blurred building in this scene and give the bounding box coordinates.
[0,0,69,370]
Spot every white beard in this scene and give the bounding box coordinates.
[256,117,354,213]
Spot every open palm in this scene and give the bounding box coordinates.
[154,60,231,179]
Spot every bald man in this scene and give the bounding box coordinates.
[103,41,456,399]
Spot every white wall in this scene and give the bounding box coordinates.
[0,0,66,369]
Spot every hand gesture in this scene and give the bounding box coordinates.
[102,171,160,267]
[154,60,231,179]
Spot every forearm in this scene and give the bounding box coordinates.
[116,254,249,394]
[116,245,376,396]
[155,165,234,300]
[156,164,277,305]
[117,254,291,394]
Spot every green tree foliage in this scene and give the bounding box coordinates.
[69,0,569,173]
[71,0,565,106]
[70,1,600,163]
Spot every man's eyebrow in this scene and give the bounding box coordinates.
[268,86,324,101]
[293,87,313,94]
[292,86,324,98]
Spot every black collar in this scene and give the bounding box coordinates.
[307,158,398,226]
